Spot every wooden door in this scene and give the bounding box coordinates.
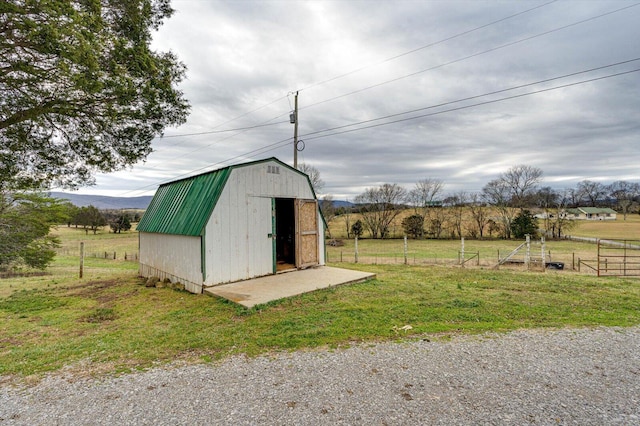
[295,199,319,268]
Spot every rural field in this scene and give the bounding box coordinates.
[0,218,639,381]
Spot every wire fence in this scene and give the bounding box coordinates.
[57,247,139,262]
[325,237,590,272]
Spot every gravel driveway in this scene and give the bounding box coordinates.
[1,326,639,425]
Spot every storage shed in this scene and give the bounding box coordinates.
[137,157,326,294]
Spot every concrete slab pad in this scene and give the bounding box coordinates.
[203,266,376,308]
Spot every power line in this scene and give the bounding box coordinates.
[158,120,288,138]
[118,62,639,196]
[302,68,640,142]
[146,1,636,166]
[142,0,637,162]
[300,2,640,111]
[240,66,640,157]
[152,0,560,143]
[299,0,559,92]
[300,58,640,139]
[105,4,640,196]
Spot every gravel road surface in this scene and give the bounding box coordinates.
[1,326,639,425]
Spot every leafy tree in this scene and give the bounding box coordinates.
[0,192,66,270]
[510,210,538,239]
[109,214,132,234]
[1,0,190,189]
[61,202,80,227]
[74,205,106,235]
[402,214,424,239]
[350,220,364,239]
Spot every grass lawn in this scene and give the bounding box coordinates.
[2,255,639,380]
[1,220,639,380]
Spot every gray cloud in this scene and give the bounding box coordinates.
[80,0,640,199]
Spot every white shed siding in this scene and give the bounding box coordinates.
[203,160,318,287]
[317,210,326,264]
[138,232,203,293]
[246,196,273,276]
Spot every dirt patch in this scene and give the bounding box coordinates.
[64,279,121,293]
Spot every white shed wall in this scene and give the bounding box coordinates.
[317,210,326,265]
[139,232,203,293]
[204,160,322,287]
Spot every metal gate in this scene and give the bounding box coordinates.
[597,239,640,277]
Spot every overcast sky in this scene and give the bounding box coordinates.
[74,0,640,199]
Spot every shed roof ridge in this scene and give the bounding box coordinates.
[138,157,315,236]
[157,157,305,188]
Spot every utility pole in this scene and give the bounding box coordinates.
[292,91,299,169]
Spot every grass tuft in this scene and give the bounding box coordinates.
[82,308,118,323]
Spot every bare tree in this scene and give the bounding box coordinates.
[445,191,468,239]
[482,178,516,239]
[407,178,444,216]
[426,207,447,239]
[608,180,640,220]
[566,187,581,208]
[342,200,352,239]
[502,165,543,208]
[467,192,489,239]
[298,163,325,194]
[576,180,606,207]
[319,195,336,237]
[549,189,577,238]
[536,186,559,237]
[354,183,407,239]
[482,165,543,239]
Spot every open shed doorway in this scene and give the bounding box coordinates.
[275,198,296,272]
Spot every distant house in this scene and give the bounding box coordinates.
[563,207,617,220]
[137,158,326,294]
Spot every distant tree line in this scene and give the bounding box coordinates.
[335,165,639,240]
[66,205,138,235]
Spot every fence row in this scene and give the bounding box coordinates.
[326,236,560,269]
[57,248,139,262]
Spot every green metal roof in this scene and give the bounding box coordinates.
[137,167,231,236]
[137,157,317,236]
[578,207,617,214]
[567,207,617,215]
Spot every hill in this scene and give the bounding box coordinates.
[49,192,153,210]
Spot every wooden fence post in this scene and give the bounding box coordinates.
[404,235,408,265]
[543,237,547,272]
[79,242,84,279]
[354,236,358,263]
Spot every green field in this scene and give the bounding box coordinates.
[1,222,639,381]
